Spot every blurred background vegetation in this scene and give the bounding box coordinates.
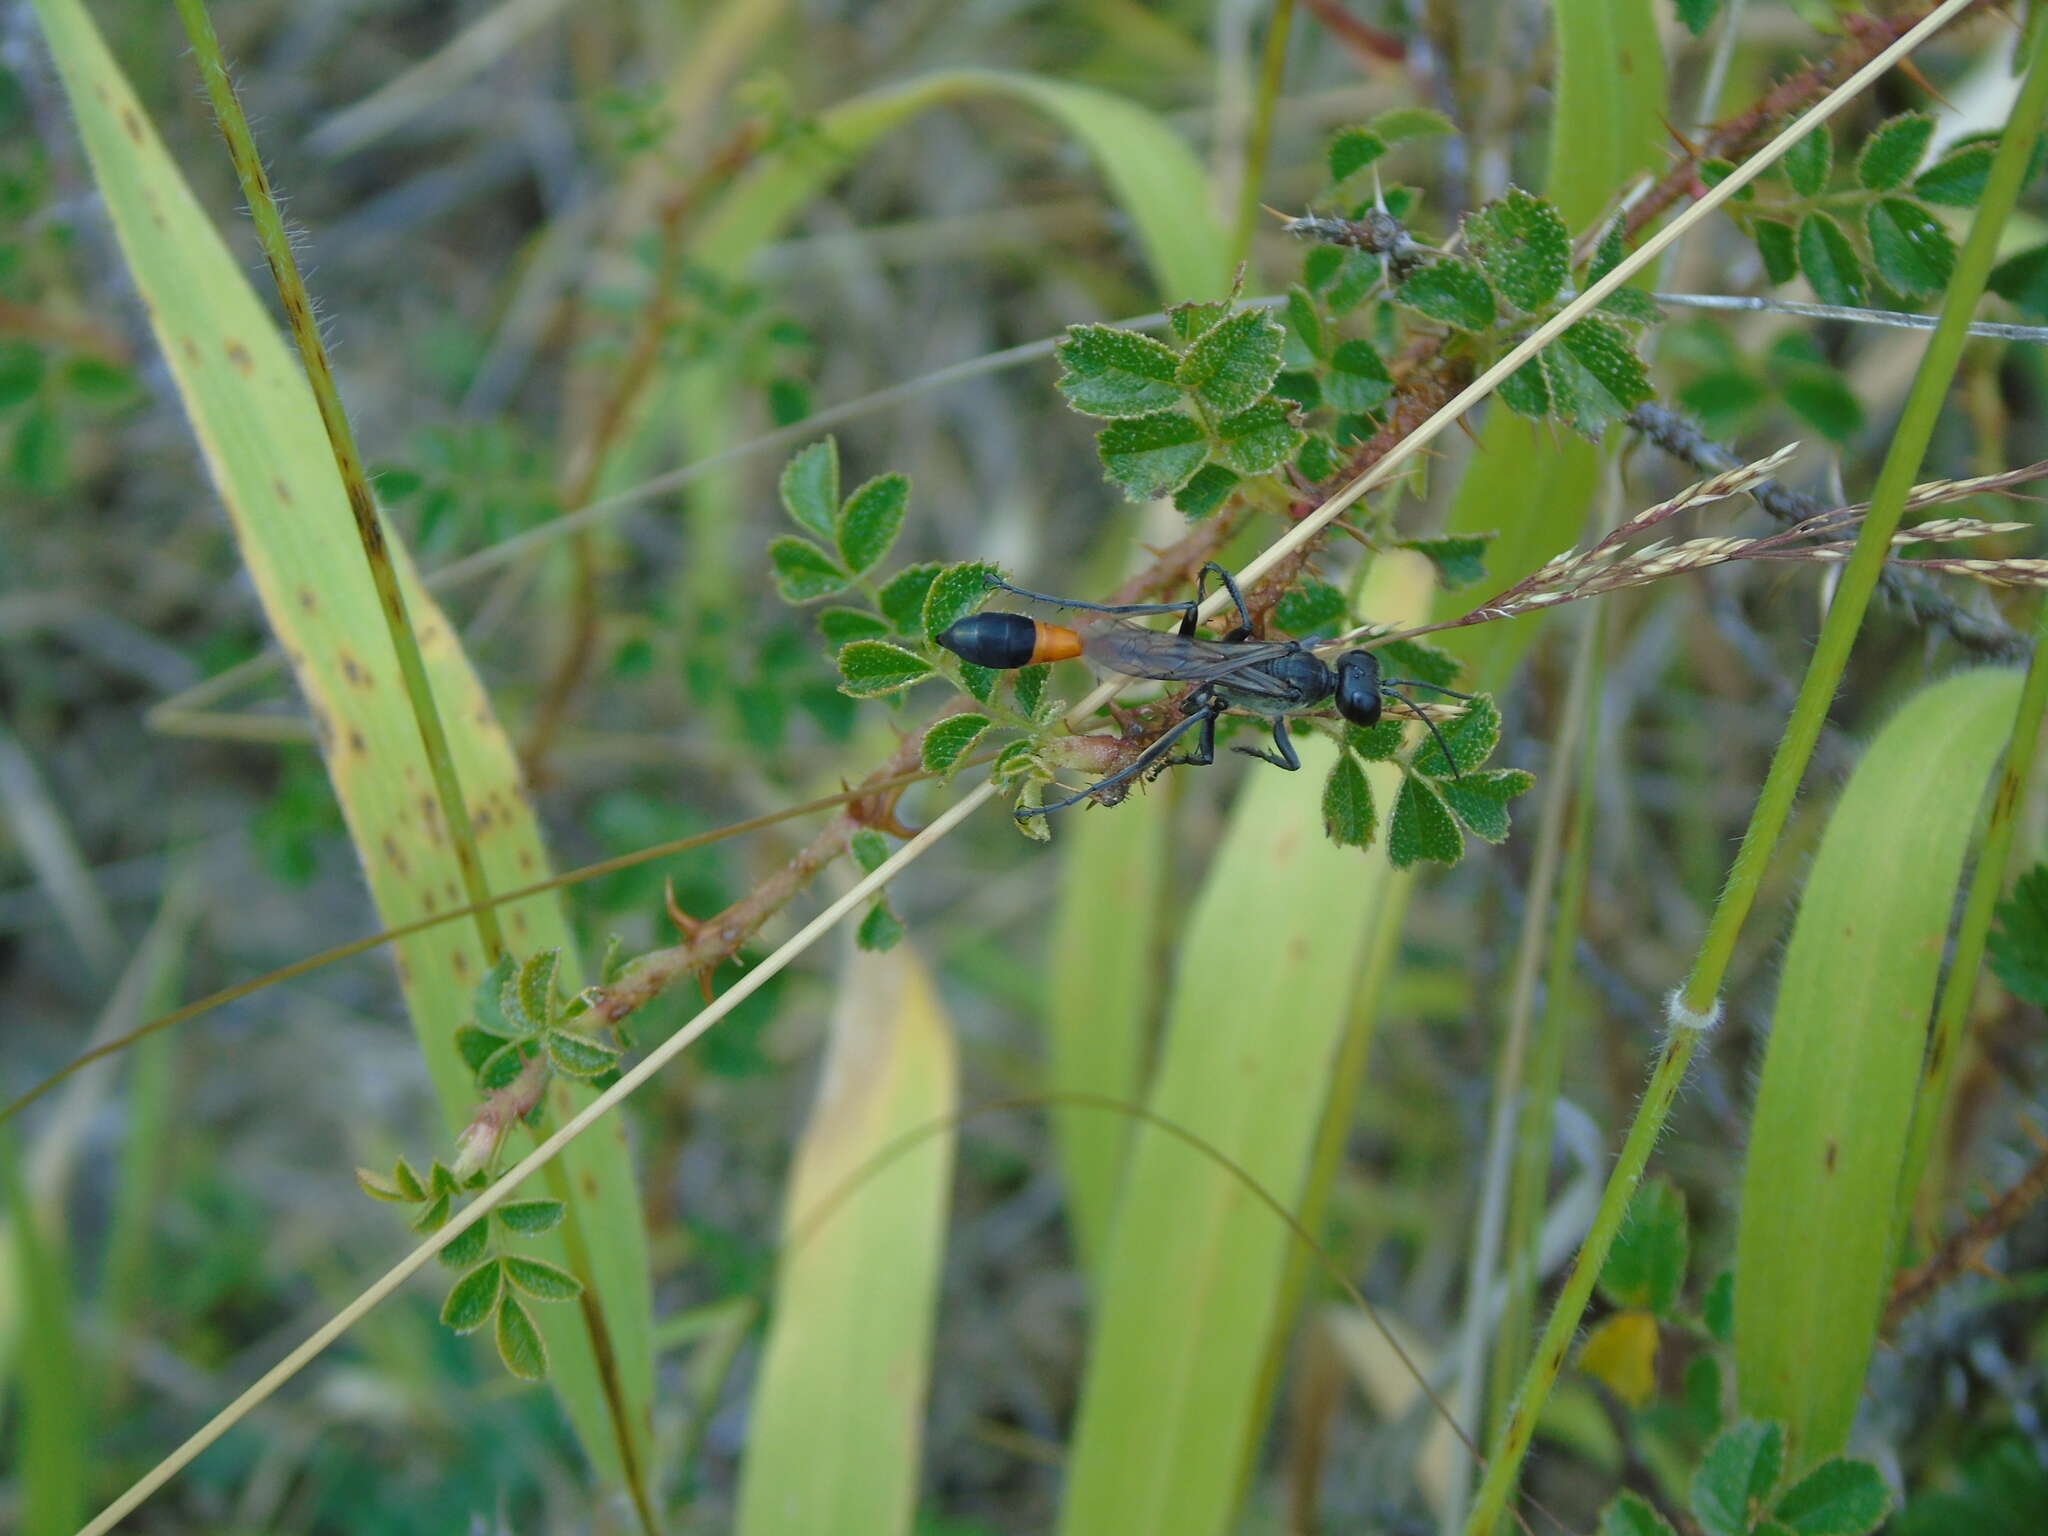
[4,0,2048,1532]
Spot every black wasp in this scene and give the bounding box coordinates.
[936,562,1470,817]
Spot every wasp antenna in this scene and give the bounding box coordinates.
[1397,697,1465,782]
[1383,677,1475,701]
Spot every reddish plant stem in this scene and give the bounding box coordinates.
[1885,1136,2048,1330]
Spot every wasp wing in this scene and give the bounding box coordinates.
[1078,618,1305,702]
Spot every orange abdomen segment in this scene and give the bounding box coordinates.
[1029,621,1084,664]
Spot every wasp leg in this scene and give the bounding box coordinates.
[1017,703,1218,819]
[1233,715,1301,771]
[1158,695,1222,771]
[1193,562,1256,636]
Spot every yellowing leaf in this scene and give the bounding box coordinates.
[1579,1310,1660,1408]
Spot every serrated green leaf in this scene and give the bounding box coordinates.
[1324,249,1381,314]
[355,1167,409,1203]
[1321,752,1376,848]
[1782,128,1833,197]
[413,1190,453,1234]
[1440,769,1531,842]
[857,901,905,951]
[1013,664,1049,717]
[818,605,889,647]
[836,472,908,575]
[1601,1490,1679,1536]
[921,561,1000,640]
[546,1028,620,1077]
[1989,242,2048,322]
[1598,286,1664,327]
[1294,433,1340,484]
[958,661,998,705]
[1096,411,1208,499]
[1549,315,1653,436]
[1176,307,1286,414]
[1599,1175,1689,1315]
[769,534,850,602]
[1990,865,2048,1005]
[1303,244,1344,291]
[495,1199,566,1236]
[390,1157,427,1202]
[1467,187,1570,312]
[1387,774,1463,869]
[504,1255,585,1303]
[442,1258,504,1333]
[439,1216,490,1270]
[495,1294,548,1379]
[1497,350,1551,419]
[1275,368,1321,411]
[1412,693,1500,777]
[1285,286,1325,360]
[1168,298,1231,343]
[850,827,891,875]
[472,953,519,1036]
[1913,143,1995,207]
[1866,197,1955,297]
[454,1023,497,1074]
[1772,1458,1891,1536]
[922,713,992,774]
[1370,105,1455,142]
[1274,579,1347,635]
[1056,323,1184,418]
[517,949,559,1031]
[1174,460,1240,518]
[1399,533,1491,589]
[1856,113,1934,191]
[1327,126,1387,186]
[1324,338,1393,413]
[838,639,936,698]
[476,1040,527,1092]
[1675,0,1721,36]
[1396,257,1497,330]
[1755,219,1799,285]
[1347,718,1406,761]
[1212,398,1302,474]
[878,562,942,636]
[1797,213,1869,308]
[1693,1421,1786,1536]
[779,439,840,539]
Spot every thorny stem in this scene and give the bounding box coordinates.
[1887,1135,2048,1330]
[173,1,508,962]
[1465,22,2048,1530]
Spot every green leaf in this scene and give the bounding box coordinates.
[1497,351,1550,419]
[1327,126,1387,185]
[1370,106,1455,142]
[922,561,1001,640]
[818,605,889,647]
[1705,1270,1735,1344]
[769,535,850,602]
[922,713,991,774]
[1856,113,1934,190]
[1324,338,1392,413]
[1096,411,1208,499]
[1056,323,1184,418]
[1601,1491,1680,1536]
[1375,637,1461,690]
[1399,533,1490,589]
[1549,316,1652,436]
[958,661,998,705]
[1396,257,1497,331]
[1439,768,1532,843]
[1773,1458,1891,1536]
[1013,665,1049,718]
[495,1294,549,1380]
[543,1029,616,1077]
[1989,864,2048,1006]
[1347,718,1407,762]
[1285,286,1325,360]
[1866,197,1955,297]
[441,1258,504,1333]
[1324,249,1381,314]
[355,1166,411,1203]
[1321,752,1377,848]
[838,639,936,698]
[1912,143,1995,207]
[836,472,908,575]
[1692,1420,1786,1536]
[1599,1175,1689,1315]
[1671,0,1720,36]
[1770,340,1865,445]
[516,949,559,1031]
[850,828,891,874]
[1754,219,1799,285]
[1782,127,1832,197]
[1173,461,1240,518]
[1796,213,1869,307]
[1295,433,1340,484]
[1387,774,1463,869]
[0,340,44,409]
[12,404,67,493]
[1212,398,1302,475]
[879,562,943,636]
[1175,307,1286,414]
[495,1199,566,1236]
[779,439,840,539]
[504,1255,585,1302]
[857,901,905,951]
[476,1040,528,1092]
[413,1190,452,1233]
[1274,579,1347,636]
[1598,286,1664,327]
[471,954,521,1037]
[1274,368,1320,410]
[1467,187,1570,312]
[1989,242,2048,322]
[1680,367,1768,428]
[1687,1353,1726,1439]
[1410,693,1500,777]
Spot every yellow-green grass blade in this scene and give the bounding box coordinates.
[1,1132,86,1536]
[1437,0,1664,695]
[1735,668,2021,1469]
[735,943,958,1536]
[1047,793,1171,1281]
[1058,732,1397,1536]
[27,0,650,1480]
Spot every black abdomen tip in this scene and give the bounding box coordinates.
[936,612,1041,668]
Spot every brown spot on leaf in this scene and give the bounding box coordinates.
[297,586,317,611]
[339,652,369,688]
[273,478,294,506]
[224,339,253,375]
[348,729,367,756]
[517,849,536,871]
[395,957,412,988]
[421,888,438,914]
[451,949,470,977]
[121,107,143,142]
[180,337,201,364]
[1824,1141,1838,1172]
[510,911,528,935]
[381,834,409,876]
